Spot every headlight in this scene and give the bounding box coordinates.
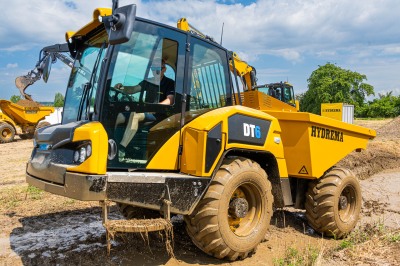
[74,150,80,162]
[86,144,92,157]
[73,142,92,164]
[79,147,86,163]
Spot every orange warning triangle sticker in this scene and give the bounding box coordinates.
[298,166,308,174]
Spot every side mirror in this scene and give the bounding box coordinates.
[100,4,136,45]
[41,55,52,83]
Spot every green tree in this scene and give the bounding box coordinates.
[54,93,64,107]
[300,63,375,115]
[358,92,400,118]
[10,95,21,103]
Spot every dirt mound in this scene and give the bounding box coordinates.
[338,117,400,180]
[337,140,400,180]
[377,116,400,140]
[16,99,42,108]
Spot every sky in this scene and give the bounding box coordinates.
[0,0,399,102]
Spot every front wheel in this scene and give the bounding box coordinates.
[185,157,273,260]
[0,123,15,143]
[305,167,361,238]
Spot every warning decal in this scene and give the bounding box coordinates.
[298,166,308,174]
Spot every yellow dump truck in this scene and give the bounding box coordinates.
[23,2,375,261]
[0,100,54,143]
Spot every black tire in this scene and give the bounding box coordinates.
[305,167,361,238]
[184,157,273,260]
[0,123,15,143]
[19,133,34,140]
[117,203,161,219]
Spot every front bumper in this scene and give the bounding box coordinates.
[26,171,107,201]
[26,169,211,215]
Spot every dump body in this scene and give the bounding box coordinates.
[0,100,54,125]
[266,110,376,179]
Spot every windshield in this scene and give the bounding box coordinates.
[63,43,107,124]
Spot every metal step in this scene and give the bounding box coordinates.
[100,200,173,254]
[104,218,172,233]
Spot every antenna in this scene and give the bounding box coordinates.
[220,22,224,45]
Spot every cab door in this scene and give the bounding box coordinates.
[102,20,187,170]
[179,36,232,176]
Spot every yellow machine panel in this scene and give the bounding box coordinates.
[146,131,180,170]
[236,90,297,112]
[180,106,286,177]
[65,8,112,41]
[67,122,108,175]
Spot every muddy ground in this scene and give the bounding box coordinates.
[0,118,399,266]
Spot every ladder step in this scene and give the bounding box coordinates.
[104,218,172,234]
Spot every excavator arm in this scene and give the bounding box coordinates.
[15,43,73,101]
[230,52,257,90]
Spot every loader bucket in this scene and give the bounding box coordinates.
[266,111,376,179]
[0,100,54,125]
[15,76,34,94]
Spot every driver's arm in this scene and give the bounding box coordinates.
[114,83,141,94]
[160,94,174,105]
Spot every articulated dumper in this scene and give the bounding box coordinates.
[0,100,53,143]
[21,2,375,260]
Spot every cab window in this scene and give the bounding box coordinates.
[187,39,231,111]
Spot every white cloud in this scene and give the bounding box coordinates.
[382,46,400,55]
[0,0,399,99]
[2,0,399,61]
[6,63,18,69]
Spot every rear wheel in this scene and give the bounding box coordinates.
[117,203,161,219]
[0,123,15,143]
[305,167,361,238]
[185,157,273,260]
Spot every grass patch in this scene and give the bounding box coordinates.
[326,223,400,265]
[0,186,27,209]
[386,231,400,243]
[336,221,387,251]
[63,198,76,205]
[25,185,44,200]
[0,185,45,210]
[273,245,320,266]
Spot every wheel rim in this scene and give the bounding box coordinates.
[338,184,357,223]
[228,183,262,236]
[1,128,12,139]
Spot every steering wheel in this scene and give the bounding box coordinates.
[109,87,135,102]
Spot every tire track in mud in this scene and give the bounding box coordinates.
[5,209,108,264]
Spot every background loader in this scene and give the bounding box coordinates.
[21,1,375,260]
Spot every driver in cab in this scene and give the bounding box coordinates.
[113,58,175,151]
[114,58,175,105]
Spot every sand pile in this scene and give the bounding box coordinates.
[337,116,400,179]
[16,99,42,108]
[376,116,400,140]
